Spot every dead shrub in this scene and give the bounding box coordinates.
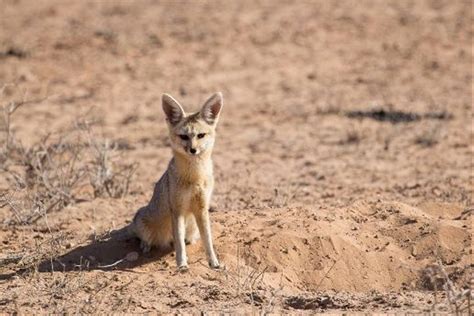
[0,85,137,226]
[423,260,472,315]
[83,126,138,199]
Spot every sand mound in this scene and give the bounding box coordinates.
[207,201,470,293]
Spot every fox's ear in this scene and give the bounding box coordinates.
[162,93,185,125]
[201,92,223,125]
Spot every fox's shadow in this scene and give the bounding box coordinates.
[37,227,172,273]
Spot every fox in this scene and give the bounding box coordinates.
[129,92,223,270]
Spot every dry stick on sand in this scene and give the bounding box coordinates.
[97,252,139,269]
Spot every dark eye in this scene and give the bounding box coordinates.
[179,134,189,140]
[197,133,206,139]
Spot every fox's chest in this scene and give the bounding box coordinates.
[170,159,214,211]
[177,182,212,212]
[176,175,213,211]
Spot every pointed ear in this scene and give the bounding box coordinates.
[162,93,185,125]
[200,92,223,125]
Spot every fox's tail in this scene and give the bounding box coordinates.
[109,223,136,241]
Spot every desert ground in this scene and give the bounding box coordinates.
[0,0,472,313]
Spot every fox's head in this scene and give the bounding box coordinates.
[162,92,223,158]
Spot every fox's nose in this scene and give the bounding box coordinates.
[189,148,197,154]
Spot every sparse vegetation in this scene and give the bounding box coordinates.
[0,86,137,226]
[423,260,472,315]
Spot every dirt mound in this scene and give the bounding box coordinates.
[211,201,470,293]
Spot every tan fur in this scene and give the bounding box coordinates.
[130,92,223,270]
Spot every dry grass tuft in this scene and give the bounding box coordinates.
[424,260,472,315]
[84,125,138,199]
[0,86,137,228]
[216,244,284,313]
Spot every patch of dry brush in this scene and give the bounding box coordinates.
[0,85,137,272]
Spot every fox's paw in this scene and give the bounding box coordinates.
[177,265,189,273]
[209,259,220,270]
[140,240,151,253]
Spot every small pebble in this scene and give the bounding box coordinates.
[126,252,139,262]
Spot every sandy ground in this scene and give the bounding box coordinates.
[0,0,472,313]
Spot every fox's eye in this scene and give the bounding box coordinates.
[197,133,206,139]
[179,134,189,141]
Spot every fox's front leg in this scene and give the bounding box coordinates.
[171,210,188,270]
[195,199,219,269]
